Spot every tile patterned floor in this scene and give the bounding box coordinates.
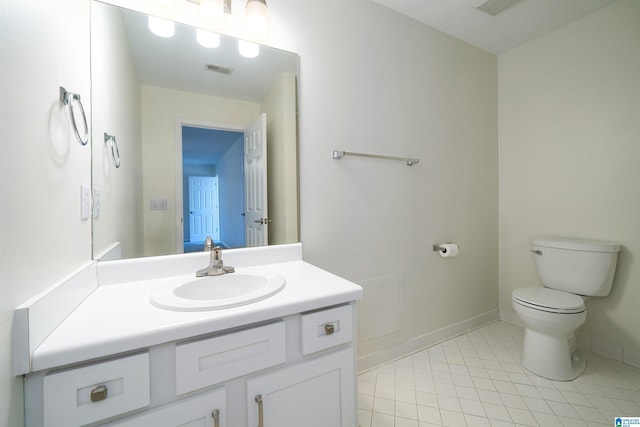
[358,321,640,427]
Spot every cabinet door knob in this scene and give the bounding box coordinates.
[212,409,220,427]
[90,385,108,402]
[255,394,264,427]
[325,324,335,335]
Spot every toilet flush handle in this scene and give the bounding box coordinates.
[530,249,543,255]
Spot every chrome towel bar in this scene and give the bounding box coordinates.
[59,87,89,146]
[332,150,419,166]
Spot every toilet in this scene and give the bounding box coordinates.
[512,236,620,381]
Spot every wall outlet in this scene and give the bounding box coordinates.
[80,185,91,221]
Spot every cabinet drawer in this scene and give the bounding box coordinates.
[176,321,286,395]
[301,305,353,355]
[43,353,150,427]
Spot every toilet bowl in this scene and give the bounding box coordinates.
[512,236,620,381]
[512,287,586,380]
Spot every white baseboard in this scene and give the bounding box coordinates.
[357,309,500,373]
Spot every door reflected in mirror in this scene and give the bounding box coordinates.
[91,1,299,261]
[182,126,245,251]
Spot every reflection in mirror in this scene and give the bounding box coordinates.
[91,1,299,261]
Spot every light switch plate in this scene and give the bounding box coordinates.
[80,185,91,221]
[150,198,168,210]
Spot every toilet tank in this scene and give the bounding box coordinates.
[531,236,621,296]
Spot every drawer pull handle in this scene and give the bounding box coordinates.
[90,385,108,402]
[325,324,335,335]
[255,394,264,427]
[212,409,220,427]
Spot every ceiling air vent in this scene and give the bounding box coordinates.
[204,64,234,75]
[473,0,521,16]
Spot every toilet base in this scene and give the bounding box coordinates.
[521,329,586,381]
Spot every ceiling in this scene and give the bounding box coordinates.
[182,127,243,166]
[371,0,619,54]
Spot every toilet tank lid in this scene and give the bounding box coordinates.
[531,236,620,253]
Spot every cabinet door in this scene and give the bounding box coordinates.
[103,387,226,427]
[246,348,355,427]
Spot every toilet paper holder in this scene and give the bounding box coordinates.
[433,243,458,253]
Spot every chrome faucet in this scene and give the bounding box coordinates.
[196,236,235,277]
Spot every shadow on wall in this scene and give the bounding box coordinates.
[579,246,638,361]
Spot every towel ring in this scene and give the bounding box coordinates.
[59,87,89,146]
[104,133,121,168]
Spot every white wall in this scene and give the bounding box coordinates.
[91,1,144,260]
[0,1,90,425]
[499,0,640,365]
[140,85,260,256]
[271,0,498,363]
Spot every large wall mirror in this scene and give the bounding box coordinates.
[91,1,299,261]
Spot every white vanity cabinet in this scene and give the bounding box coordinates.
[24,303,357,427]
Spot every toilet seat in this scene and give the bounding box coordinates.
[512,287,585,314]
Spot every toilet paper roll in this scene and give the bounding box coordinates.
[439,243,459,258]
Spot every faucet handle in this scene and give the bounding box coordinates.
[203,236,214,251]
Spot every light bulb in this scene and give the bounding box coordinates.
[197,29,221,48]
[148,16,175,38]
[200,0,225,30]
[238,40,260,58]
[245,0,269,42]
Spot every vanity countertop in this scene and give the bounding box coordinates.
[30,259,362,372]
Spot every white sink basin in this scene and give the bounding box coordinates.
[150,273,286,311]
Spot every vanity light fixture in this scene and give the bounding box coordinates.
[245,0,269,42]
[149,0,270,50]
[198,0,229,31]
[181,0,226,48]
